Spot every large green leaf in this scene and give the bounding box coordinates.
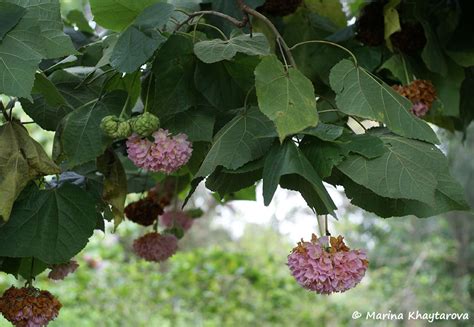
[330,59,439,144]
[420,20,448,76]
[206,162,263,198]
[340,170,469,218]
[337,131,456,206]
[21,73,73,131]
[300,123,344,141]
[150,34,201,117]
[162,107,215,142]
[194,60,246,111]
[194,33,270,64]
[430,60,464,117]
[0,0,76,99]
[0,121,60,221]
[196,107,275,177]
[262,140,336,215]
[0,257,48,279]
[255,55,319,141]
[0,183,97,264]
[110,2,174,73]
[59,91,127,168]
[22,69,105,131]
[89,0,161,31]
[302,131,386,178]
[0,2,26,40]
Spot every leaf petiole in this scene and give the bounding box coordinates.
[290,40,358,67]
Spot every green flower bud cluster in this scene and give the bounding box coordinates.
[100,112,161,139]
[130,112,160,137]
[100,116,132,139]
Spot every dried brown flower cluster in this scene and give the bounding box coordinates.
[125,198,164,226]
[0,286,62,327]
[393,80,437,117]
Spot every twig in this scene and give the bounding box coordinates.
[174,10,248,32]
[236,0,297,68]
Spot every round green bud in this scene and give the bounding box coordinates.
[100,115,132,139]
[116,121,132,138]
[100,115,121,138]
[131,112,160,137]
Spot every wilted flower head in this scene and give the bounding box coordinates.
[160,211,194,231]
[0,286,62,327]
[132,232,178,262]
[48,260,79,281]
[125,198,164,226]
[126,129,192,174]
[287,234,368,295]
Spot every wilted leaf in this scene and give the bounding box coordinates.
[97,150,127,228]
[0,121,60,221]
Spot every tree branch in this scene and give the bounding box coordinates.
[235,0,297,68]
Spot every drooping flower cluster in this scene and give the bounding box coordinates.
[0,286,62,327]
[390,22,427,54]
[287,234,368,295]
[393,79,437,117]
[125,198,164,226]
[355,1,384,46]
[160,211,194,231]
[126,129,193,174]
[48,261,79,281]
[259,0,302,16]
[132,232,178,262]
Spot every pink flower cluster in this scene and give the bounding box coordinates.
[133,232,178,262]
[287,234,368,294]
[160,211,194,231]
[411,101,429,117]
[48,260,79,281]
[126,129,193,174]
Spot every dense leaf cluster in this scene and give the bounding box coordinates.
[0,0,471,279]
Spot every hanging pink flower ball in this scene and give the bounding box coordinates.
[126,129,192,174]
[132,232,178,262]
[48,260,79,281]
[160,211,194,231]
[287,234,368,294]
